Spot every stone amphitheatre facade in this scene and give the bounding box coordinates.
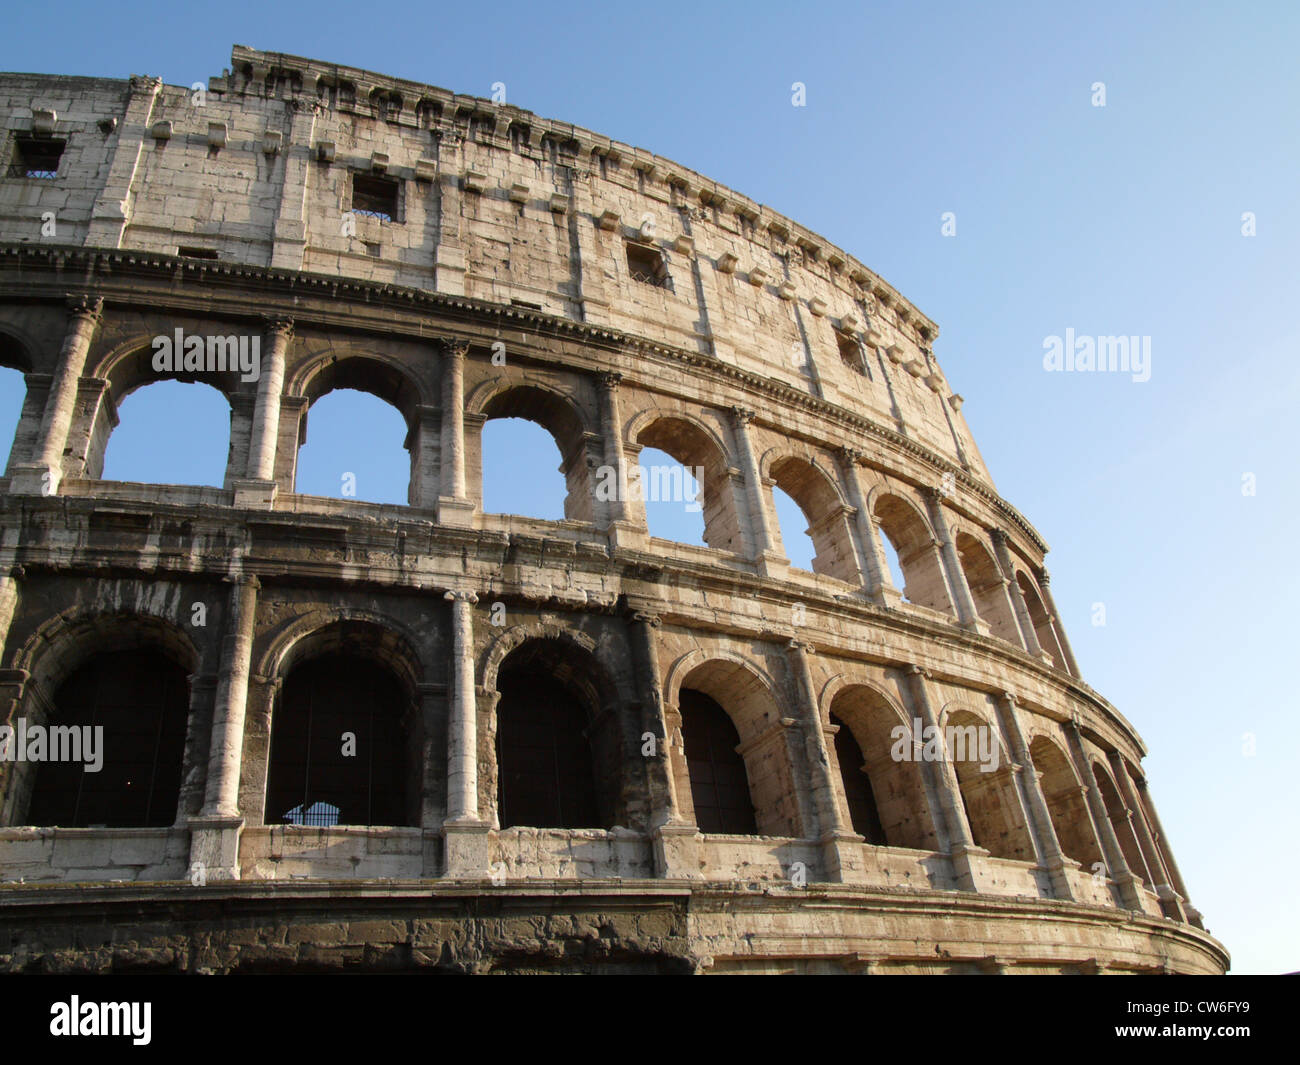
[0,46,1226,974]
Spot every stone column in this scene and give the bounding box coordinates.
[902,665,987,892]
[1037,568,1081,676]
[921,487,984,633]
[232,317,292,508]
[1108,751,1185,920]
[243,318,292,482]
[443,589,489,877]
[1132,775,1200,926]
[995,692,1076,900]
[598,372,638,546]
[1066,720,1145,910]
[729,407,782,573]
[786,640,861,883]
[991,530,1050,660]
[0,565,21,666]
[837,447,891,605]
[437,339,475,527]
[11,297,102,496]
[190,574,258,881]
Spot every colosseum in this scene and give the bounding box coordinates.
[0,46,1227,974]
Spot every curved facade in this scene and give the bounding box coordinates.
[0,47,1226,974]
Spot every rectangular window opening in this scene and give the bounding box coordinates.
[626,242,671,290]
[177,246,219,260]
[9,136,65,179]
[352,172,399,222]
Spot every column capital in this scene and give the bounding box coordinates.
[729,405,756,425]
[905,664,931,679]
[630,610,661,628]
[444,589,479,604]
[598,371,623,391]
[837,445,862,466]
[990,527,1009,546]
[920,484,945,504]
[224,573,261,591]
[1037,567,1051,587]
[999,690,1019,707]
[439,337,471,359]
[787,637,815,655]
[260,314,294,338]
[65,294,103,320]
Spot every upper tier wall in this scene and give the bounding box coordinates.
[0,48,989,483]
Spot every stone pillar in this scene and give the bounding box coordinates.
[598,372,636,545]
[786,640,860,883]
[837,447,892,605]
[85,75,162,248]
[1037,568,1081,676]
[437,339,475,527]
[1108,751,1185,920]
[991,530,1051,660]
[729,407,782,573]
[232,317,292,508]
[11,297,102,496]
[902,665,987,892]
[995,692,1076,900]
[1066,721,1145,910]
[0,565,21,666]
[269,99,318,271]
[190,574,258,881]
[922,487,984,633]
[443,589,490,877]
[1132,775,1201,926]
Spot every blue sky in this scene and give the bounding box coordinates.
[2,1,1296,973]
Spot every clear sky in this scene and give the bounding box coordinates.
[2,0,1296,974]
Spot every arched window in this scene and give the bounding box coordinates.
[265,654,412,827]
[296,388,409,505]
[102,380,231,488]
[828,685,937,850]
[477,386,592,523]
[493,637,618,830]
[480,417,568,521]
[25,650,189,828]
[945,709,1033,862]
[1029,735,1103,867]
[1017,572,1068,667]
[0,364,26,474]
[771,483,815,569]
[873,494,954,615]
[1093,761,1151,884]
[673,660,800,837]
[955,532,1020,643]
[679,688,757,835]
[634,416,739,552]
[830,712,885,844]
[768,456,859,583]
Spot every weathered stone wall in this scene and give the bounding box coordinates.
[0,47,1224,974]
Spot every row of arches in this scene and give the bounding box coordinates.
[1,606,1146,898]
[0,332,1072,670]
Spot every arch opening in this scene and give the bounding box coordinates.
[1029,735,1103,867]
[296,388,410,505]
[1017,572,1067,667]
[480,417,569,522]
[945,709,1033,862]
[492,637,621,830]
[955,532,1021,643]
[829,712,885,844]
[101,379,232,488]
[633,417,736,550]
[872,494,954,615]
[0,363,27,475]
[769,456,858,582]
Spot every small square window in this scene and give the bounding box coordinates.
[177,246,219,260]
[9,136,65,179]
[352,172,399,222]
[363,241,381,257]
[626,243,671,290]
[837,332,867,375]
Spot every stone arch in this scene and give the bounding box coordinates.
[1029,734,1103,867]
[939,705,1033,862]
[668,653,801,837]
[954,529,1021,644]
[868,488,954,615]
[824,677,939,850]
[261,615,427,829]
[630,411,741,552]
[86,334,240,483]
[1092,758,1152,886]
[486,627,631,831]
[0,324,38,476]
[2,608,201,828]
[760,448,860,583]
[469,380,596,523]
[1016,568,1067,667]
